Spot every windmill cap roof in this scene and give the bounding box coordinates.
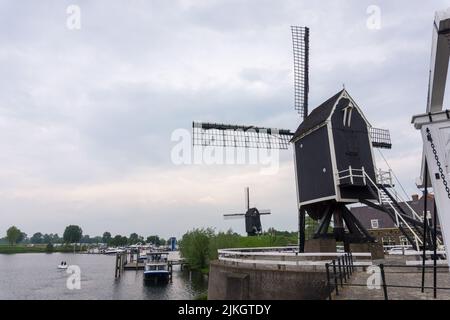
[291,89,345,142]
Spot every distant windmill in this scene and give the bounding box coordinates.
[223,187,271,236]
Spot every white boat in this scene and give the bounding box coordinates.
[104,248,125,255]
[143,252,171,283]
[57,264,68,269]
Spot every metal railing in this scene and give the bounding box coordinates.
[325,253,356,299]
[363,171,424,249]
[218,247,372,269]
[326,263,450,300]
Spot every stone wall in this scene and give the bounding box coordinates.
[208,261,331,300]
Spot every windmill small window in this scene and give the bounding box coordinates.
[342,102,354,127]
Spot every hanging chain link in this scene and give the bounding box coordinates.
[426,127,450,199]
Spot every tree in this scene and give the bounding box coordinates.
[63,225,83,244]
[102,232,112,244]
[18,232,27,244]
[6,226,21,245]
[43,234,52,244]
[110,235,128,247]
[80,235,91,243]
[179,228,214,270]
[146,235,164,246]
[129,233,140,245]
[30,232,43,244]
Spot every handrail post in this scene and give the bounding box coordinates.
[326,263,332,300]
[338,257,344,287]
[332,260,339,296]
[344,252,351,278]
[350,252,354,272]
[342,256,347,282]
[349,165,353,184]
[380,264,388,300]
[362,166,366,185]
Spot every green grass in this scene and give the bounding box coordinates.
[0,244,86,254]
[194,293,208,300]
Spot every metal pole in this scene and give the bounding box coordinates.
[433,200,437,299]
[380,264,388,300]
[345,254,351,276]
[342,256,347,282]
[326,263,332,300]
[350,252,354,272]
[421,164,429,293]
[332,260,339,296]
[337,257,343,287]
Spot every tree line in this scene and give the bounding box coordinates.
[2,225,168,247]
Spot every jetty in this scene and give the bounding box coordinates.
[114,249,186,278]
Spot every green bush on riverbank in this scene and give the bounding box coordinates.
[179,228,297,272]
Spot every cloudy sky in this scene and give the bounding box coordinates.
[1,0,449,239]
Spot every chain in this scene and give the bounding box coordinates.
[426,127,450,199]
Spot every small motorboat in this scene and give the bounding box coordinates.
[57,262,68,269]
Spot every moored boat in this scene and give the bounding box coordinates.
[143,252,171,284]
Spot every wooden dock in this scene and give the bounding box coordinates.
[124,262,145,270]
[114,250,187,278]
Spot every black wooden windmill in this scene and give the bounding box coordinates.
[192,26,393,252]
[223,187,272,236]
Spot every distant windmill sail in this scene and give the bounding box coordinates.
[245,187,249,211]
[291,26,309,119]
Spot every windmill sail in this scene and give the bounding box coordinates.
[223,213,246,220]
[291,26,310,119]
[245,187,250,211]
[192,122,293,150]
[369,127,392,149]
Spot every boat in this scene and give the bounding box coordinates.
[104,248,125,255]
[57,264,68,270]
[143,252,171,283]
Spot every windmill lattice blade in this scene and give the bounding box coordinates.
[224,213,246,220]
[291,26,309,119]
[259,210,272,215]
[192,122,293,150]
[245,187,249,211]
[369,127,392,149]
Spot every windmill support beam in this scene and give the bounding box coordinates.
[298,207,306,253]
[308,202,375,247]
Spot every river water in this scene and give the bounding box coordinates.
[0,253,208,300]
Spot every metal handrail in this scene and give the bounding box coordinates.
[363,171,423,248]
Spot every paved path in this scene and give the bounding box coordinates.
[333,256,450,300]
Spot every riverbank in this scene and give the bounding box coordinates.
[0,244,86,254]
